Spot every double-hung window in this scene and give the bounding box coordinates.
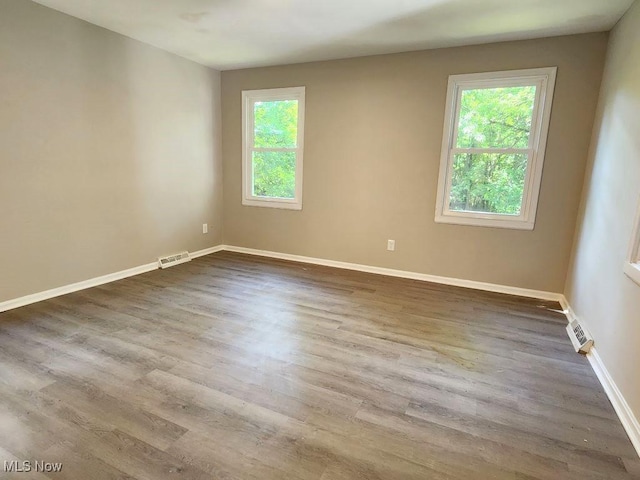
[242,86,305,210]
[435,67,557,230]
[624,199,640,286]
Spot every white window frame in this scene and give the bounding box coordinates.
[623,198,640,286]
[435,67,557,230]
[242,86,305,210]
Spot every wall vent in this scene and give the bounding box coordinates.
[566,319,594,354]
[158,251,191,269]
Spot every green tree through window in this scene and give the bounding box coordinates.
[243,87,305,210]
[436,68,556,229]
[449,86,536,215]
[253,100,298,198]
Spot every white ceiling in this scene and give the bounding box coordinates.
[32,0,634,70]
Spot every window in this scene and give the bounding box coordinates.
[624,199,640,286]
[435,67,557,230]
[242,86,305,210]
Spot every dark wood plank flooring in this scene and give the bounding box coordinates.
[0,251,638,479]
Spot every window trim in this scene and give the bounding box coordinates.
[435,67,557,230]
[623,198,640,286]
[242,86,305,210]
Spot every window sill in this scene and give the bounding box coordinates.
[623,261,640,286]
[242,198,302,210]
[435,214,534,230]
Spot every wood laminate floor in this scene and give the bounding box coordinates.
[0,251,638,479]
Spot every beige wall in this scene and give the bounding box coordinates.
[0,0,223,303]
[565,1,640,425]
[221,34,608,293]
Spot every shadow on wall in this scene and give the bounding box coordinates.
[0,0,219,302]
[230,0,623,68]
[116,29,219,259]
[0,1,143,299]
[564,37,640,325]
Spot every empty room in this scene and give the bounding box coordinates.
[1,0,640,478]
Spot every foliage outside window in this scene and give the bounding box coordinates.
[435,68,557,230]
[242,87,305,210]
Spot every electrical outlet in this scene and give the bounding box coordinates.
[202,224,208,234]
[387,239,395,251]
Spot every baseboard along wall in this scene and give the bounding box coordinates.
[559,296,640,458]
[0,245,224,313]
[0,244,562,313]
[222,245,563,302]
[1,243,637,459]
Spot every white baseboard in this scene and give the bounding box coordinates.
[0,245,225,313]
[191,245,226,259]
[587,348,640,457]
[221,245,562,302]
[560,296,640,458]
[2,243,636,457]
[559,296,578,321]
[0,243,561,314]
[0,262,157,313]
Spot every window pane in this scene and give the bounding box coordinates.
[449,153,528,215]
[252,151,296,198]
[456,86,536,149]
[254,100,298,148]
